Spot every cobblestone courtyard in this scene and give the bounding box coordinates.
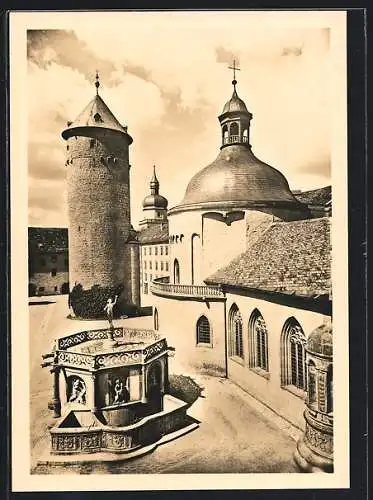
[29,295,301,474]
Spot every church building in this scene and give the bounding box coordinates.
[149,72,332,432]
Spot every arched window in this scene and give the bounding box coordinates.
[154,308,159,331]
[229,304,244,359]
[196,316,211,345]
[229,122,239,142]
[307,360,317,407]
[248,309,269,371]
[281,318,307,392]
[173,259,180,284]
[222,124,229,144]
[242,128,248,143]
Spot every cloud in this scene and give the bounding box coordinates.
[27,15,334,227]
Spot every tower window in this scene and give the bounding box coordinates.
[51,268,57,277]
[196,315,211,345]
[222,124,229,144]
[154,308,159,331]
[93,112,103,122]
[229,122,239,143]
[281,318,307,394]
[248,309,269,372]
[173,259,180,284]
[90,139,95,148]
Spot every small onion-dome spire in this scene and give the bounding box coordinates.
[150,165,160,195]
[142,165,168,210]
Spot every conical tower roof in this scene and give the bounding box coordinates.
[62,75,132,143]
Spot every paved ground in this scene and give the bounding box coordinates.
[30,295,300,474]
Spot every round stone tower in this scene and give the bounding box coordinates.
[62,74,137,315]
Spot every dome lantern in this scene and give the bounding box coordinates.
[218,60,253,149]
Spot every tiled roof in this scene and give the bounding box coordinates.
[205,218,331,298]
[295,186,331,206]
[62,94,130,139]
[29,227,68,252]
[138,223,169,244]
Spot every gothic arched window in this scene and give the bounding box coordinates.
[248,309,269,372]
[196,315,211,345]
[173,259,180,284]
[229,304,244,359]
[281,318,307,393]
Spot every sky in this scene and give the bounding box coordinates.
[27,12,334,229]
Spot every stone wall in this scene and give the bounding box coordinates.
[66,129,132,305]
[152,293,226,377]
[29,272,69,295]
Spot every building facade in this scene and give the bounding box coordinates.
[147,77,332,431]
[28,227,69,296]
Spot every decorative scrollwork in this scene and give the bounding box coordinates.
[143,339,167,362]
[102,432,132,450]
[95,350,142,368]
[305,422,333,456]
[58,332,88,349]
[57,350,95,369]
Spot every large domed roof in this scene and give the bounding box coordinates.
[169,145,302,213]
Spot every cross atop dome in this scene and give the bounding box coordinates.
[228,59,240,89]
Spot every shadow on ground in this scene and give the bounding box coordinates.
[168,374,205,405]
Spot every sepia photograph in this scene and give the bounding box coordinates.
[10,10,349,492]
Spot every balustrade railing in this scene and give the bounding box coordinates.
[223,135,246,145]
[151,278,224,299]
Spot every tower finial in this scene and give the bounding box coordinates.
[150,165,159,195]
[95,71,100,95]
[228,59,240,91]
